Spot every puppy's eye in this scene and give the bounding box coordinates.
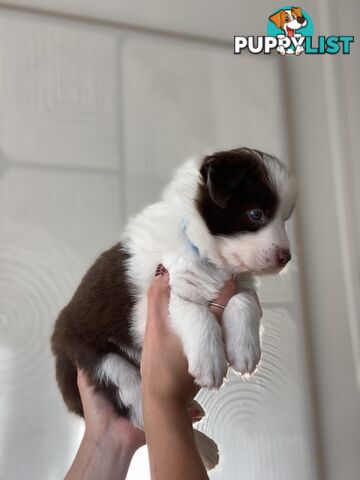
[285,15,290,21]
[247,209,264,222]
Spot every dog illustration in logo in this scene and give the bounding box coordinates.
[269,7,308,55]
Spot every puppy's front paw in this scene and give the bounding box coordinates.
[188,348,228,389]
[227,334,261,375]
[222,292,262,376]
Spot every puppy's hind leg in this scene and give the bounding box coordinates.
[96,352,143,429]
[194,429,219,471]
[54,350,83,417]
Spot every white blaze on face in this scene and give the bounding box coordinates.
[215,155,296,275]
[285,9,307,31]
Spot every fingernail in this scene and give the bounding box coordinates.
[189,408,205,421]
[155,264,168,276]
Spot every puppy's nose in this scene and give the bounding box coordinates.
[297,16,306,24]
[277,248,291,266]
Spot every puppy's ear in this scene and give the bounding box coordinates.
[269,11,283,28]
[292,7,303,18]
[200,156,234,209]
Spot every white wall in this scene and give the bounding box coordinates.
[284,1,360,479]
[0,1,359,479]
[0,0,288,41]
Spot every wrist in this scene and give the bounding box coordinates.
[83,427,138,456]
[65,432,135,480]
[142,400,192,442]
[142,387,188,407]
[142,391,190,424]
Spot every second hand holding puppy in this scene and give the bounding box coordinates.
[141,265,237,479]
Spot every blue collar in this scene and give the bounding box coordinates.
[180,218,225,275]
[180,217,201,257]
[180,217,215,267]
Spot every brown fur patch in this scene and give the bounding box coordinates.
[51,243,138,418]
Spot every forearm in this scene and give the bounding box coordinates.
[143,395,208,480]
[65,433,135,480]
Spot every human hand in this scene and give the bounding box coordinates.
[77,368,145,451]
[141,264,197,406]
[65,371,146,480]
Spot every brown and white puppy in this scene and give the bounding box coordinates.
[51,147,296,470]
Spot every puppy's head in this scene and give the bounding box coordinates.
[196,148,296,275]
[269,8,307,35]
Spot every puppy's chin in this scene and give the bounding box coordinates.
[249,264,289,276]
[227,262,285,277]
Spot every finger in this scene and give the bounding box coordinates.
[214,278,237,304]
[189,399,205,414]
[77,367,88,391]
[188,400,205,423]
[208,278,238,324]
[76,368,95,405]
[155,263,168,277]
[147,265,170,307]
[148,264,169,289]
